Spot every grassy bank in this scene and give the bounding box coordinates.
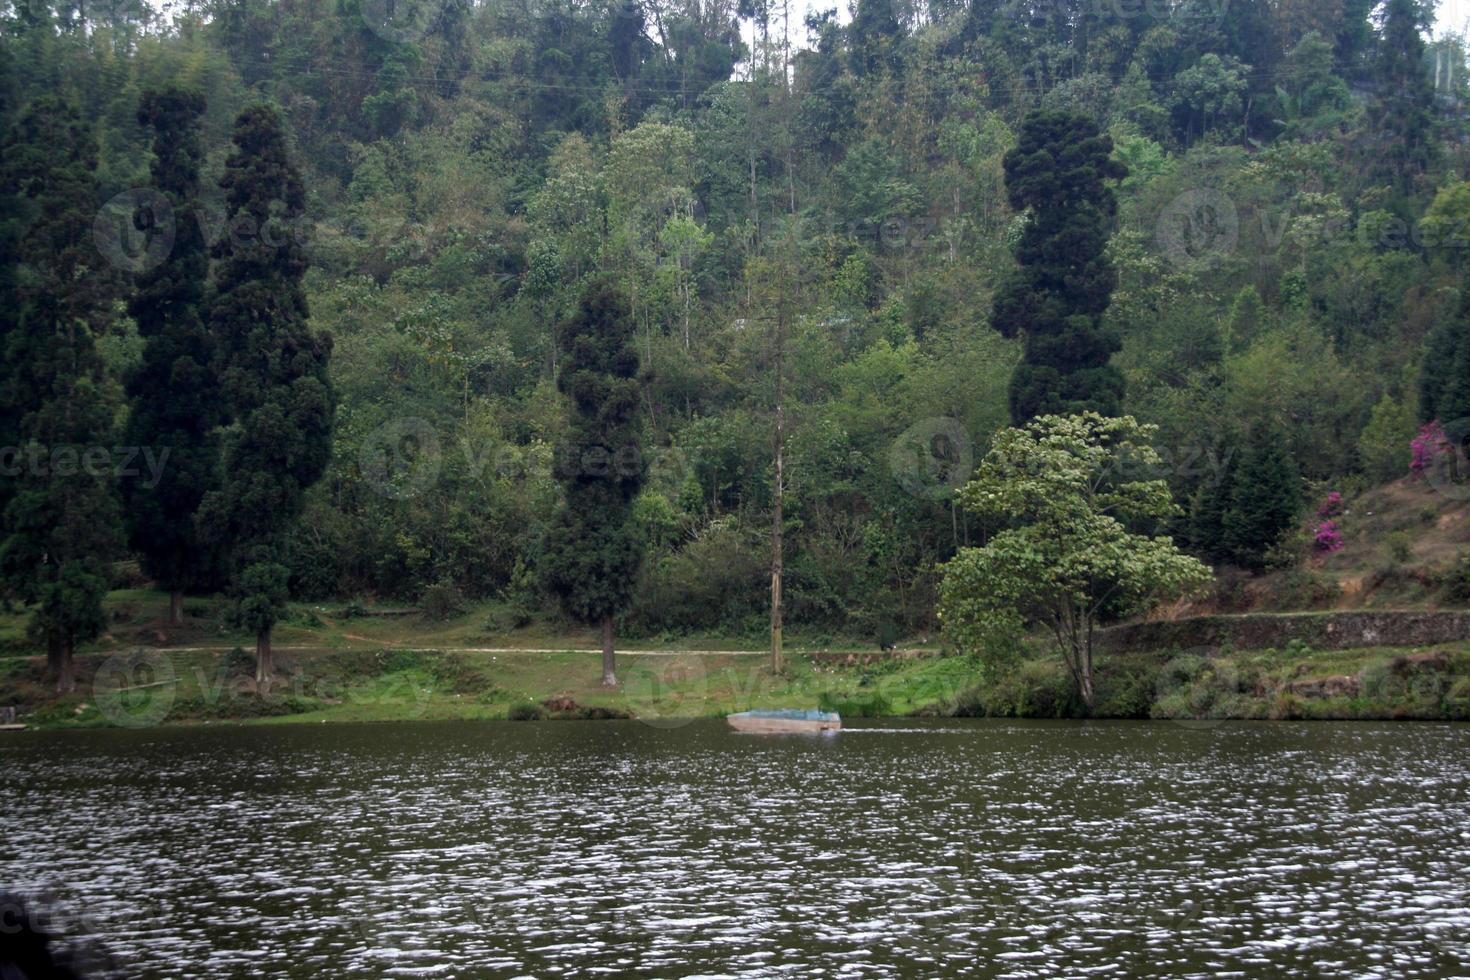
[2,640,1468,730]
[964,642,1470,722]
[2,589,1469,728]
[0,645,979,729]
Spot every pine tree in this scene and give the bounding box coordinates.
[0,97,121,691]
[1222,423,1301,569]
[1187,454,1234,564]
[198,105,334,683]
[992,109,1128,423]
[122,87,219,627]
[541,282,646,687]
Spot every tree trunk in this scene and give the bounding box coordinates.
[256,627,273,686]
[600,615,617,687]
[771,312,785,675]
[1080,620,1096,712]
[48,635,75,695]
[169,589,184,627]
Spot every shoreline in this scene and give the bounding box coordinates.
[2,640,1468,731]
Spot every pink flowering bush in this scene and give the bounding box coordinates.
[1411,421,1451,477]
[1317,491,1342,518]
[1314,520,1343,552]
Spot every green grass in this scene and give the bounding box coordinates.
[0,588,899,661]
[5,588,1470,728]
[0,643,986,729]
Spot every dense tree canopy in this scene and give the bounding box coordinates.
[0,0,1464,649]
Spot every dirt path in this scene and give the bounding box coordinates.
[86,645,771,657]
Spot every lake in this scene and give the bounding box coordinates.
[2,719,1468,977]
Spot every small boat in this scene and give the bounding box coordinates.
[0,724,26,733]
[726,709,841,734]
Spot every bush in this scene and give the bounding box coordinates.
[626,518,767,634]
[507,701,545,721]
[420,580,466,621]
[1442,554,1470,604]
[481,602,533,635]
[222,646,255,678]
[1384,531,1413,563]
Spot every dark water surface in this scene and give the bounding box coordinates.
[2,719,1468,977]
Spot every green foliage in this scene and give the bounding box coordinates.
[541,283,646,631]
[0,96,121,681]
[1421,308,1470,426]
[1359,393,1415,482]
[940,414,1212,708]
[2,0,1468,652]
[122,87,221,600]
[992,110,1127,422]
[198,105,334,649]
[420,579,466,621]
[1221,422,1302,570]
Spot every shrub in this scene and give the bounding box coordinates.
[1317,491,1343,517]
[420,580,466,621]
[507,702,545,721]
[1384,531,1413,563]
[222,646,255,678]
[1313,521,1343,552]
[1411,421,1455,481]
[1442,554,1470,603]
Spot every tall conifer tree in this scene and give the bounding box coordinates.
[122,87,218,626]
[0,97,121,691]
[199,105,334,683]
[991,109,1127,423]
[1221,423,1301,569]
[542,283,646,687]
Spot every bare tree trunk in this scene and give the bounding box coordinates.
[601,615,617,687]
[1081,616,1096,711]
[169,589,184,627]
[771,312,785,675]
[48,635,76,695]
[256,628,273,686]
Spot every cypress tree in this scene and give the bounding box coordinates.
[0,98,121,691]
[991,109,1128,423]
[1221,423,1301,569]
[198,105,334,683]
[122,87,218,627]
[542,282,646,687]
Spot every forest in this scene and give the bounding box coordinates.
[3,0,1470,684]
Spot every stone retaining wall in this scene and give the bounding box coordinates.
[1097,611,1470,654]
